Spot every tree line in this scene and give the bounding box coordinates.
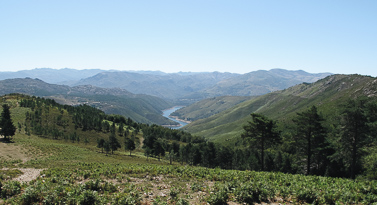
[240,97,377,179]
[142,97,377,180]
[13,94,377,179]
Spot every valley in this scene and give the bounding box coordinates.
[1,93,377,204]
[2,1,376,203]
[1,69,377,204]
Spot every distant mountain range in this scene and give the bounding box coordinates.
[72,68,331,103]
[0,68,105,85]
[0,68,333,127]
[73,71,239,102]
[0,78,175,125]
[0,68,331,103]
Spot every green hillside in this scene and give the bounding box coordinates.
[2,93,377,204]
[183,74,377,143]
[170,96,254,121]
[0,78,176,125]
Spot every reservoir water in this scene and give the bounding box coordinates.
[162,106,189,129]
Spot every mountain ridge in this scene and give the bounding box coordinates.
[74,69,331,102]
[0,68,331,103]
[182,74,377,143]
[0,78,175,125]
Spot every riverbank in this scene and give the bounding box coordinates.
[169,115,191,124]
[162,106,190,129]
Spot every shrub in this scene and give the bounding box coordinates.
[78,190,99,205]
[1,180,21,199]
[176,198,189,205]
[20,186,40,205]
[207,188,228,205]
[113,192,141,205]
[84,179,101,191]
[169,187,179,199]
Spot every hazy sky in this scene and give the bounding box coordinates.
[1,1,376,76]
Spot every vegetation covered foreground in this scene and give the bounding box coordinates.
[1,93,377,204]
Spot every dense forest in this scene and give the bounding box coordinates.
[9,93,377,180]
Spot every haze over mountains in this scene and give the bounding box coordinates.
[0,68,331,99]
[0,68,332,126]
[0,68,105,85]
[0,78,174,125]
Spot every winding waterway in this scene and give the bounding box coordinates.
[162,106,189,129]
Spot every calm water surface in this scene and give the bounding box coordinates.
[162,106,188,129]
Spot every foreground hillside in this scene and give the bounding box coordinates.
[183,74,377,142]
[1,94,377,204]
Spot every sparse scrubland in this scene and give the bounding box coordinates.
[1,74,377,205]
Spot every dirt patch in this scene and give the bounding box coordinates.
[0,141,31,163]
[13,168,44,182]
[1,168,44,183]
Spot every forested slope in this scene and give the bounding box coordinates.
[0,78,175,125]
[2,92,377,204]
[183,74,377,142]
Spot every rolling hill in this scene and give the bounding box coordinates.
[0,78,176,125]
[182,74,377,143]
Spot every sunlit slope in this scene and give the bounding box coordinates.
[183,74,377,143]
[171,96,254,121]
[0,78,175,125]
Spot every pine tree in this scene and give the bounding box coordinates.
[242,113,280,171]
[153,140,165,161]
[104,141,111,156]
[338,99,371,179]
[108,133,121,154]
[97,138,105,153]
[293,105,328,175]
[0,104,16,141]
[124,138,136,156]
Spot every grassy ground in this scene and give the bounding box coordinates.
[1,97,377,204]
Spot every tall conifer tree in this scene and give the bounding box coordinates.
[293,105,327,175]
[242,113,280,171]
[0,104,16,141]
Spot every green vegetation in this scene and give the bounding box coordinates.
[0,78,176,125]
[171,96,254,121]
[1,73,377,204]
[242,113,280,171]
[183,74,377,142]
[0,104,16,141]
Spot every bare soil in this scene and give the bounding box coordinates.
[0,140,30,163]
[0,140,44,183]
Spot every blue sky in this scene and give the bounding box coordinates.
[1,0,376,76]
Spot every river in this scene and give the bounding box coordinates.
[162,106,189,129]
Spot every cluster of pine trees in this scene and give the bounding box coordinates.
[13,94,377,180]
[19,95,140,155]
[140,97,377,180]
[240,97,377,179]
